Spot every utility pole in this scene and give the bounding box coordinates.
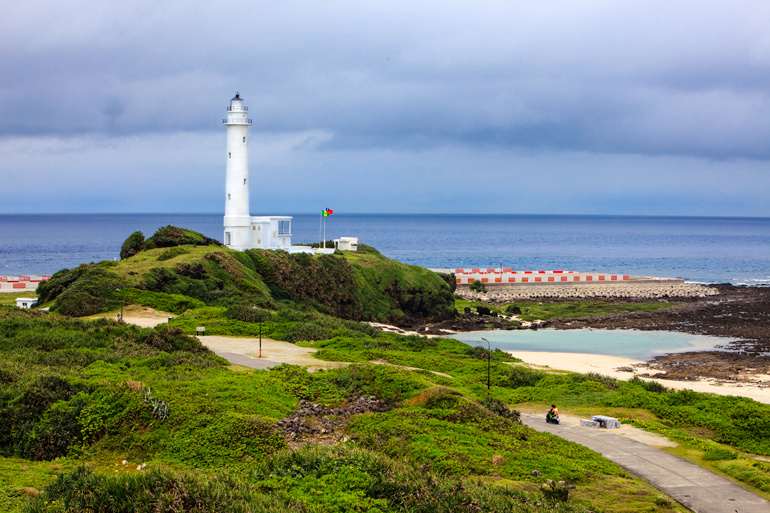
[481,337,490,398]
[254,307,262,357]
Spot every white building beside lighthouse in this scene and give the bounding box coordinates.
[222,93,293,251]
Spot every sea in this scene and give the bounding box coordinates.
[1,214,769,285]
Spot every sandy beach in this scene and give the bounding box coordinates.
[508,350,770,405]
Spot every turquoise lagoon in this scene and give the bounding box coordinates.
[450,328,736,360]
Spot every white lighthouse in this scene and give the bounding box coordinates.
[223,93,252,249]
[222,93,295,251]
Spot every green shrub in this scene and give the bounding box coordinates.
[702,449,738,461]
[541,481,570,502]
[156,246,189,261]
[27,447,604,513]
[284,322,333,343]
[570,372,619,391]
[145,225,220,249]
[118,288,204,314]
[245,249,364,320]
[224,304,273,323]
[437,272,457,293]
[628,376,667,393]
[469,280,488,293]
[506,366,546,388]
[714,460,770,492]
[465,346,507,361]
[38,263,129,317]
[119,231,145,259]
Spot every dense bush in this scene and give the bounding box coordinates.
[284,322,333,343]
[628,375,667,393]
[156,246,189,261]
[224,304,272,323]
[0,375,88,460]
[465,345,507,361]
[119,231,145,259]
[245,249,363,320]
[469,280,488,293]
[437,272,457,293]
[346,252,456,324]
[144,225,220,249]
[506,366,547,388]
[0,309,221,461]
[37,263,129,317]
[27,447,600,513]
[118,288,204,314]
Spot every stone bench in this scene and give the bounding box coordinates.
[580,419,601,428]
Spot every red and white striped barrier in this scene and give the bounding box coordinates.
[455,271,632,285]
[0,276,49,291]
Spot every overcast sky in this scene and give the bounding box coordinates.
[1,0,769,215]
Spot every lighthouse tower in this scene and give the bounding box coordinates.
[222,93,253,249]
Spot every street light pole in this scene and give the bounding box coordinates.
[481,337,490,398]
[254,307,262,358]
[116,288,123,321]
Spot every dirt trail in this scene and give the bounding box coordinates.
[369,358,453,378]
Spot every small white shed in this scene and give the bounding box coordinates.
[16,297,38,309]
[333,237,359,251]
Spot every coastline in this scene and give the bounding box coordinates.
[508,350,770,405]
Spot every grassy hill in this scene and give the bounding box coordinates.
[36,227,455,328]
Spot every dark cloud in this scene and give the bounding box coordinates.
[1,0,769,159]
[0,1,768,215]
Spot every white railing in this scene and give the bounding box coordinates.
[223,118,253,125]
[227,106,248,112]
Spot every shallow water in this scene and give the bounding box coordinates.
[450,328,735,360]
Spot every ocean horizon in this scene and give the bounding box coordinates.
[1,213,769,285]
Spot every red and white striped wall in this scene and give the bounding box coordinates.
[454,270,630,285]
[0,276,50,291]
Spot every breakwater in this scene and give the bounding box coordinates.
[456,281,718,300]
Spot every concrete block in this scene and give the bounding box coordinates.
[580,419,601,428]
[592,415,621,428]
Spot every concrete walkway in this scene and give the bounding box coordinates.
[211,350,282,370]
[521,414,770,513]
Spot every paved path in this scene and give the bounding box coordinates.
[521,414,770,513]
[212,350,281,370]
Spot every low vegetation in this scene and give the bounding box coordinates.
[455,298,675,322]
[1,305,694,512]
[2,229,765,510]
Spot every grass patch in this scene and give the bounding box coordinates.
[504,299,675,322]
[0,292,37,307]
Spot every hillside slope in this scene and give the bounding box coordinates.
[36,227,455,325]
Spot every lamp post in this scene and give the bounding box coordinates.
[116,288,123,321]
[253,307,262,358]
[481,337,490,398]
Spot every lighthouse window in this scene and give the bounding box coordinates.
[228,194,231,200]
[244,179,246,185]
[228,152,231,159]
[243,137,246,143]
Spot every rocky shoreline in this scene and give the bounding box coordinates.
[418,283,770,383]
